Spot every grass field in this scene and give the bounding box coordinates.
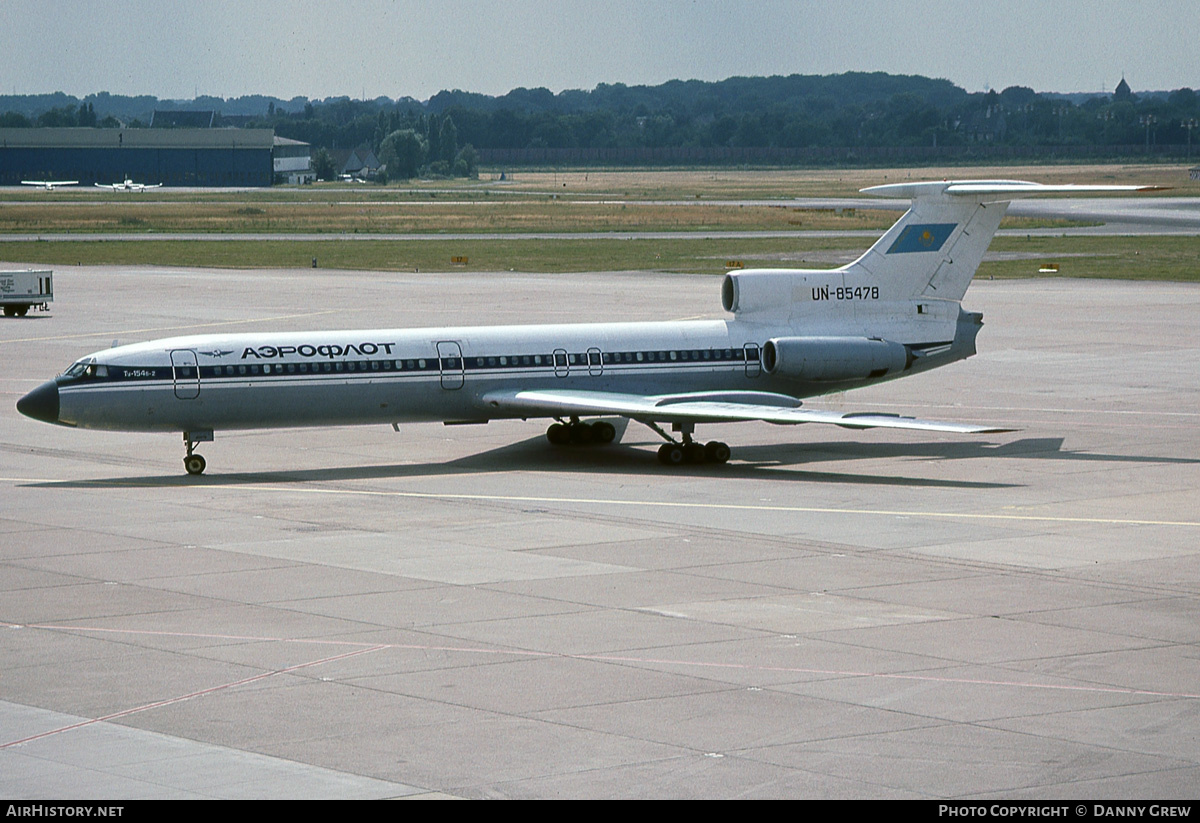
[0,164,1195,280]
[0,200,903,234]
[2,234,1194,282]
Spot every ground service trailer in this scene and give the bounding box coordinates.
[0,270,53,317]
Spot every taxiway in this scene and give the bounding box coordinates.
[2,266,1198,798]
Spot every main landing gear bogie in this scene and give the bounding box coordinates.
[656,440,730,466]
[546,419,617,446]
[649,420,730,467]
[545,418,732,467]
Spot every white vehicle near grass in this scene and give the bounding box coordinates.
[0,270,53,317]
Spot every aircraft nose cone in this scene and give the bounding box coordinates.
[17,380,60,424]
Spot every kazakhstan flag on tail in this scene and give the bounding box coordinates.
[886,223,957,254]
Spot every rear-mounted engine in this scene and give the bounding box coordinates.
[761,336,911,382]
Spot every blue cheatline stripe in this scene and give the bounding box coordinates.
[61,360,752,393]
[886,223,957,254]
[62,348,754,387]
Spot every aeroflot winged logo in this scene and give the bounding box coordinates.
[886,223,956,254]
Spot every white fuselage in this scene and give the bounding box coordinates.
[55,319,762,431]
[46,312,967,434]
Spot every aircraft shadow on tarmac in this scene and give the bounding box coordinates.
[29,434,1196,492]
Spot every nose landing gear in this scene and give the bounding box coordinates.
[183,430,214,475]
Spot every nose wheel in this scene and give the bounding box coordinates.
[182,430,214,476]
[184,454,207,475]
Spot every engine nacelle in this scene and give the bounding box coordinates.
[761,336,910,382]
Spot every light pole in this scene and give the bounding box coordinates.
[1052,106,1068,141]
[1096,109,1114,145]
[1184,118,1198,158]
[1140,114,1157,152]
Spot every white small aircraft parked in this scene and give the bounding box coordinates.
[20,180,79,190]
[17,180,1158,475]
[95,178,163,192]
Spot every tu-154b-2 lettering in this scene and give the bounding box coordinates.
[17,180,1158,475]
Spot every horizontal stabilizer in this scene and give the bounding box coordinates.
[862,180,1168,201]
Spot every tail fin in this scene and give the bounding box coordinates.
[852,181,1008,303]
[854,180,1163,302]
[724,180,1161,323]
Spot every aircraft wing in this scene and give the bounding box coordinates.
[482,389,1012,434]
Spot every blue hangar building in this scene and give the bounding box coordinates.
[0,128,279,187]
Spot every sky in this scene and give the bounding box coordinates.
[2,0,1196,102]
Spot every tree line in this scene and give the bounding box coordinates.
[4,73,1200,177]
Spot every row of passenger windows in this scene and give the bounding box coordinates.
[199,349,747,377]
[472,349,747,368]
[201,359,434,378]
[198,349,748,377]
[90,348,754,382]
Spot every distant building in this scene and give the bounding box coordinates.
[0,127,276,187]
[273,136,313,184]
[1114,77,1133,102]
[333,146,381,179]
[150,110,216,128]
[1190,166,1200,181]
[962,107,1007,143]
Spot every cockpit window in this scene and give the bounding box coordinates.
[63,359,93,378]
[61,359,107,380]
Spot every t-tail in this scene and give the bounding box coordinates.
[724,179,1162,382]
[723,179,1161,333]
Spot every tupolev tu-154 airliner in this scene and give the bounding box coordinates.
[17,180,1157,475]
